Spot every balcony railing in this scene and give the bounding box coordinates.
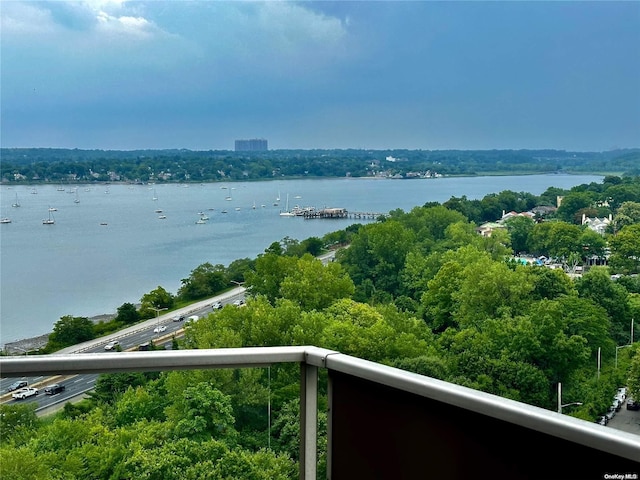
[2,346,639,479]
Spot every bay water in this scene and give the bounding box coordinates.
[0,174,602,344]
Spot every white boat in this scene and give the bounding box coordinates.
[152,189,158,201]
[158,214,167,219]
[195,218,207,224]
[0,217,11,224]
[11,193,20,207]
[279,194,295,217]
[199,214,209,220]
[74,189,80,203]
[293,205,315,216]
[48,207,58,212]
[43,209,55,225]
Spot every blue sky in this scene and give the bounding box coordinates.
[2,1,639,151]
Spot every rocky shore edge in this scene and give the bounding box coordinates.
[2,314,116,355]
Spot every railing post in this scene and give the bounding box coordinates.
[300,361,318,480]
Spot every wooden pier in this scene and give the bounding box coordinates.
[301,208,383,220]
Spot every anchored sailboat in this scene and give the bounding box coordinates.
[279,194,295,217]
[43,208,55,225]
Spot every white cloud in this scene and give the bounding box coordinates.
[95,10,155,38]
[0,2,60,35]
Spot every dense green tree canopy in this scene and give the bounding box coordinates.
[178,262,228,301]
[139,286,174,318]
[48,315,95,349]
[279,255,355,311]
[115,302,140,325]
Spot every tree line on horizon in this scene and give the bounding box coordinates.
[2,147,640,184]
[2,175,640,479]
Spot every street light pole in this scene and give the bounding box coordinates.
[151,306,168,336]
[557,382,583,414]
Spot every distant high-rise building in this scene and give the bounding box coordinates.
[235,138,268,152]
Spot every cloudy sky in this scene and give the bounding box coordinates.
[2,1,639,151]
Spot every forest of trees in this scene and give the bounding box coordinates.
[1,147,640,184]
[2,175,640,479]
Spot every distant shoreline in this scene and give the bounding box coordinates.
[0,170,612,188]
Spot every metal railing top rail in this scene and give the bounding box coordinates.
[0,346,308,375]
[2,345,639,463]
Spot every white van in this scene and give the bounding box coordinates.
[186,315,199,323]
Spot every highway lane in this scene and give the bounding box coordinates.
[0,287,246,412]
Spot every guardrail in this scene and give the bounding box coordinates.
[2,346,639,479]
[55,288,246,354]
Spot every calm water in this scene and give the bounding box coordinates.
[0,174,602,344]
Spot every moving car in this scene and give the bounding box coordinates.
[153,325,167,333]
[12,387,38,400]
[232,298,245,307]
[211,301,222,310]
[172,315,184,322]
[104,340,119,351]
[44,384,65,395]
[6,380,28,392]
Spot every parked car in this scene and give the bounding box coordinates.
[104,340,119,351]
[44,384,65,395]
[612,399,622,412]
[12,387,38,400]
[153,325,167,333]
[627,398,640,411]
[595,415,608,426]
[615,387,627,403]
[605,407,616,421]
[6,380,27,392]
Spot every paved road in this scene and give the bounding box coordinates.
[606,399,640,435]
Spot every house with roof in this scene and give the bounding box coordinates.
[581,213,611,235]
[476,222,505,237]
